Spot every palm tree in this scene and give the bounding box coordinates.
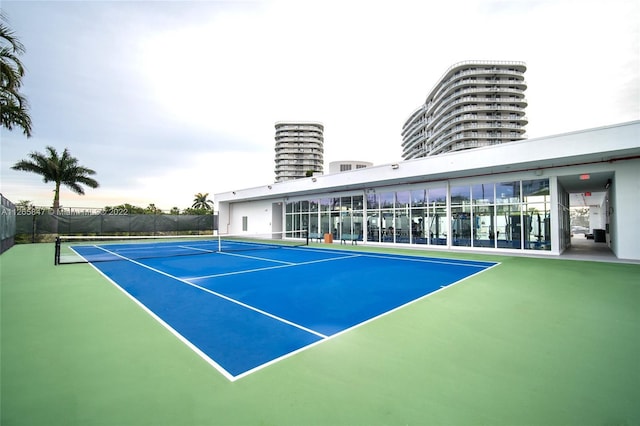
[1,12,32,137]
[145,203,161,214]
[192,192,213,211]
[11,146,99,212]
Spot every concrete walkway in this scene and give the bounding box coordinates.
[563,234,640,264]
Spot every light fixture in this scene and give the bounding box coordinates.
[391,163,399,170]
[579,174,590,180]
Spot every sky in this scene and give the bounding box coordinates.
[1,0,638,210]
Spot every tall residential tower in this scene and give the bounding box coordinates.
[274,121,324,182]
[402,61,528,159]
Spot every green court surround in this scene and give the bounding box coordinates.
[1,243,639,425]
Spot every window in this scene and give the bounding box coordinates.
[523,179,551,251]
[410,189,427,207]
[242,216,248,231]
[496,181,521,203]
[451,185,471,205]
[379,192,395,209]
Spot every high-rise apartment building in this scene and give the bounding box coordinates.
[274,121,324,182]
[402,61,528,159]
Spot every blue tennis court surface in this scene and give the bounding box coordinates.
[74,241,497,380]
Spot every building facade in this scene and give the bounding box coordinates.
[402,61,528,160]
[217,122,640,261]
[274,121,324,182]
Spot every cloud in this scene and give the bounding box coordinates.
[1,0,638,210]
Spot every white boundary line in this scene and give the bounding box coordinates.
[178,245,216,254]
[93,246,327,338]
[358,253,492,268]
[218,251,297,265]
[287,245,496,268]
[79,244,500,382]
[85,262,236,382]
[231,261,502,380]
[189,253,362,281]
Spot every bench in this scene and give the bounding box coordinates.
[341,234,359,245]
[308,232,323,242]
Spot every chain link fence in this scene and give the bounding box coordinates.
[15,208,218,243]
[1,194,17,254]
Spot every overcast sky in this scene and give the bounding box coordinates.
[1,0,638,210]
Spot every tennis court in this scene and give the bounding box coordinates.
[3,242,640,425]
[62,234,497,380]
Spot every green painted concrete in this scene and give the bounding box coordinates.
[2,243,639,425]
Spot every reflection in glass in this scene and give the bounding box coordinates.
[352,211,364,241]
[472,183,494,204]
[496,204,521,249]
[411,189,427,207]
[429,187,447,204]
[451,205,471,246]
[366,193,379,209]
[411,208,428,244]
[451,186,471,205]
[472,204,495,248]
[309,213,319,234]
[320,212,330,234]
[396,191,410,209]
[430,206,447,245]
[331,211,340,239]
[381,210,394,242]
[379,192,395,209]
[395,209,410,243]
[341,196,352,211]
[496,181,521,204]
[353,195,364,210]
[283,178,551,251]
[367,211,381,242]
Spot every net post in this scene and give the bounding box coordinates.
[54,236,61,265]
[305,229,309,246]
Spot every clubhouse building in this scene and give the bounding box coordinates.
[215,121,640,261]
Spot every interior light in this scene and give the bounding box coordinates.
[579,174,590,180]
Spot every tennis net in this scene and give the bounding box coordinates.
[54,230,309,265]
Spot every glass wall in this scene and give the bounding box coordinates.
[451,185,471,247]
[429,188,447,245]
[363,187,447,245]
[523,179,551,250]
[471,182,495,247]
[285,178,550,251]
[289,195,364,241]
[496,181,522,249]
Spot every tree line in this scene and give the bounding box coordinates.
[105,194,214,215]
[15,193,215,216]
